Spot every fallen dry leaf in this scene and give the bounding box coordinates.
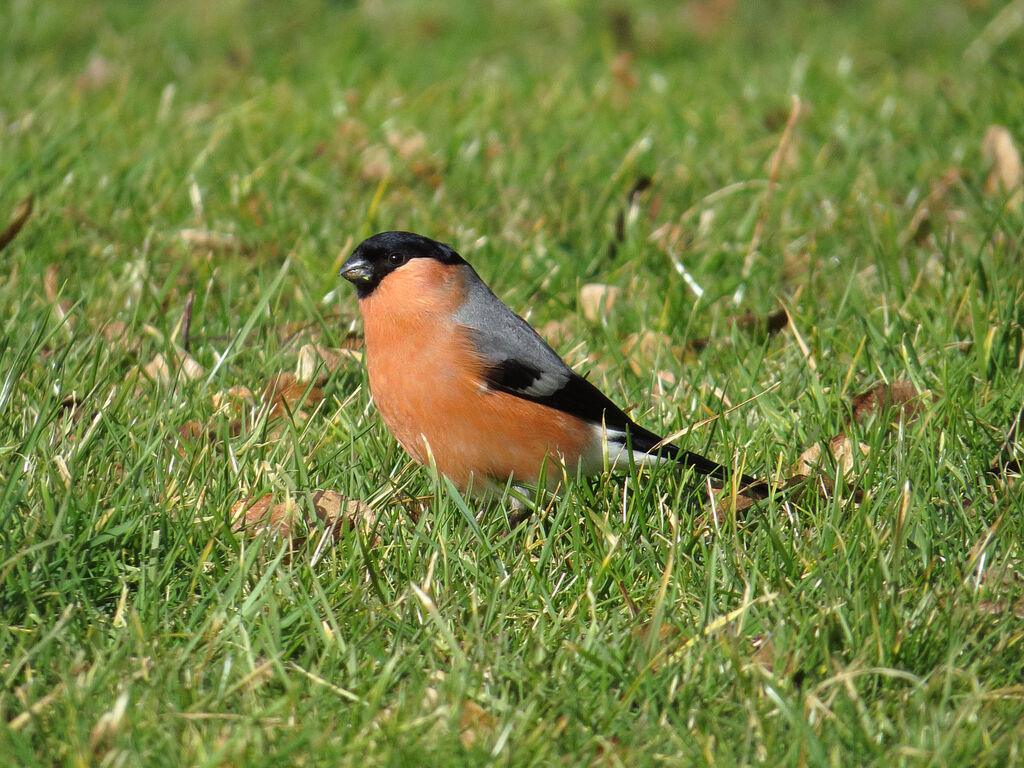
[795,435,870,479]
[849,380,926,425]
[42,264,73,321]
[231,490,377,544]
[610,50,638,90]
[0,195,33,252]
[982,125,1023,207]
[211,385,256,412]
[379,127,443,184]
[296,344,359,382]
[43,264,58,299]
[630,621,681,647]
[143,348,204,384]
[579,283,620,323]
[705,485,761,521]
[334,116,370,156]
[177,417,244,445]
[262,371,325,419]
[458,700,498,750]
[749,635,776,672]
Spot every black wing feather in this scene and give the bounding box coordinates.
[481,358,769,497]
[482,359,634,434]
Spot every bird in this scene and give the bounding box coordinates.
[339,231,768,500]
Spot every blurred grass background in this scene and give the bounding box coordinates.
[2,0,1023,765]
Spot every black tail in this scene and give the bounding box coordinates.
[626,424,771,500]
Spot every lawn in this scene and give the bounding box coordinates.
[2,0,1023,765]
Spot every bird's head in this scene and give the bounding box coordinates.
[340,231,466,298]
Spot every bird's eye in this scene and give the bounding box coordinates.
[388,252,407,267]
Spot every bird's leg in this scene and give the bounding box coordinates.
[504,485,544,530]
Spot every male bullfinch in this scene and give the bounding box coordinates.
[340,231,768,499]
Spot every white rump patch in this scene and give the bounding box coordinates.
[580,425,673,475]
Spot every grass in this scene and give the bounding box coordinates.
[2,0,1024,764]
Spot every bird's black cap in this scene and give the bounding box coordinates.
[339,231,466,298]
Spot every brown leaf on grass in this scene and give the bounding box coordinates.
[178,387,254,447]
[704,485,761,523]
[231,490,377,544]
[43,264,58,300]
[795,435,869,479]
[263,372,325,419]
[630,621,681,648]
[295,344,359,383]
[458,700,498,750]
[749,635,777,672]
[579,284,621,323]
[42,264,73,320]
[783,381,930,499]
[143,348,204,384]
[650,369,678,401]
[0,195,33,252]
[609,50,638,91]
[177,417,244,445]
[849,380,926,425]
[211,385,255,412]
[982,125,1023,207]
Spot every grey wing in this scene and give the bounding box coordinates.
[451,267,639,434]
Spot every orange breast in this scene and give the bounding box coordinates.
[358,262,594,490]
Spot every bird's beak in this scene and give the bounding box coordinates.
[339,256,373,285]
